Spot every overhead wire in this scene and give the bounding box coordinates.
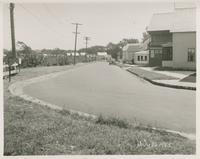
[42,3,69,27]
[17,3,68,47]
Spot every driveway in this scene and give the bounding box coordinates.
[23,62,196,133]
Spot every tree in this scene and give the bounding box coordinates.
[3,49,12,64]
[118,38,139,48]
[106,42,121,60]
[17,41,32,56]
[16,41,39,67]
[79,37,139,61]
[142,32,150,42]
[106,38,139,60]
[122,38,139,44]
[78,45,106,54]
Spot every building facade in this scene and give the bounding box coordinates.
[134,38,150,65]
[122,43,140,64]
[96,52,108,61]
[147,8,196,70]
[134,50,149,65]
[148,31,172,66]
[170,32,196,69]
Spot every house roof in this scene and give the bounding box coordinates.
[135,50,149,55]
[122,43,140,52]
[148,12,173,32]
[147,8,196,32]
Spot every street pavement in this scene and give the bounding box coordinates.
[24,62,195,133]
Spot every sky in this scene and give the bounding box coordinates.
[3,0,196,50]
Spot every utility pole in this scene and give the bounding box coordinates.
[10,3,16,58]
[9,3,16,82]
[72,23,82,65]
[84,36,90,62]
[174,0,176,10]
[84,36,90,51]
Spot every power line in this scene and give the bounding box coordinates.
[18,4,67,39]
[17,4,68,47]
[42,4,69,26]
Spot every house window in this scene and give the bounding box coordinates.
[141,56,143,61]
[138,56,140,61]
[162,47,172,61]
[145,56,147,61]
[155,49,162,55]
[155,49,162,58]
[150,49,162,58]
[188,48,195,62]
[150,50,154,58]
[154,50,159,54]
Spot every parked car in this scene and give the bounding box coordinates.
[108,59,116,65]
[3,63,19,78]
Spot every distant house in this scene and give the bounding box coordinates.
[96,52,108,61]
[147,8,196,70]
[122,43,140,64]
[134,38,150,65]
[134,50,149,65]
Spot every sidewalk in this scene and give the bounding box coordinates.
[138,66,196,89]
[139,67,188,79]
[117,62,196,90]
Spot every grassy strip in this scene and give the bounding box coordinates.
[180,73,196,83]
[154,66,196,72]
[127,67,177,80]
[4,65,195,155]
[127,69,196,91]
[96,114,130,129]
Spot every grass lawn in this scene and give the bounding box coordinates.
[180,73,196,83]
[127,67,178,80]
[154,67,195,74]
[4,64,195,155]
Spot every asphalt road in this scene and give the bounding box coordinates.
[24,62,195,133]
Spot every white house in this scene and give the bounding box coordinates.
[147,8,196,70]
[134,50,149,65]
[134,38,150,65]
[122,43,140,64]
[96,52,108,61]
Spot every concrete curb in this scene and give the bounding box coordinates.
[127,69,196,91]
[8,64,195,140]
[140,126,195,140]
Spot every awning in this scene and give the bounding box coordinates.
[134,50,149,55]
[161,42,172,47]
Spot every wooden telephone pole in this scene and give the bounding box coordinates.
[84,36,90,62]
[9,3,16,82]
[72,23,82,65]
[84,36,90,51]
